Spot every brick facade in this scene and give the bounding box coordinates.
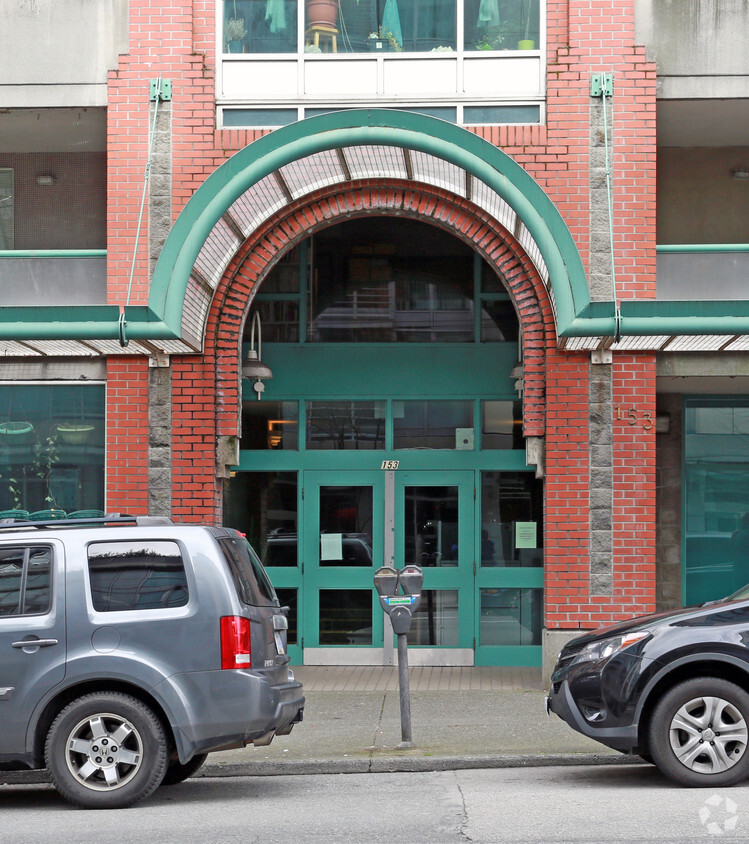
[104,0,660,634]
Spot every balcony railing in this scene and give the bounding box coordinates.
[656,244,749,301]
[0,250,107,305]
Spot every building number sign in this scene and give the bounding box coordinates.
[615,405,653,431]
[381,460,400,470]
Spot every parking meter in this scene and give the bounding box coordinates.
[373,566,399,597]
[373,563,423,747]
[398,565,423,600]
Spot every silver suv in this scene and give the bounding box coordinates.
[0,515,304,809]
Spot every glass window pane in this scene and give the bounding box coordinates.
[248,301,299,342]
[307,401,385,449]
[307,219,476,342]
[24,547,51,614]
[480,471,542,567]
[319,589,372,644]
[482,400,523,449]
[408,589,459,645]
[404,485,459,567]
[464,0,540,51]
[480,587,541,645]
[226,0,297,54]
[223,472,299,567]
[332,0,456,53]
[260,246,302,294]
[223,108,298,128]
[319,485,374,566]
[275,587,298,644]
[481,299,520,342]
[0,384,104,516]
[242,400,299,450]
[464,105,541,124]
[87,541,188,612]
[0,546,24,615]
[394,401,472,449]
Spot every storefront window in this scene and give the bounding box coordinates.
[684,399,749,604]
[242,400,299,449]
[0,384,104,517]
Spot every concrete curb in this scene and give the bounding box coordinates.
[0,754,646,787]
[199,752,646,778]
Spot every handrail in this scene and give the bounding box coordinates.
[0,249,106,258]
[656,244,749,253]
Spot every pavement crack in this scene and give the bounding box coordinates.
[454,772,473,841]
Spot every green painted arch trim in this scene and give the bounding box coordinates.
[151,109,589,338]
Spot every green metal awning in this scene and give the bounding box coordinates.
[2,109,749,356]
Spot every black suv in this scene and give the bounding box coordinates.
[547,586,749,787]
[0,515,304,808]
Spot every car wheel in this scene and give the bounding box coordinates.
[160,753,208,786]
[649,678,749,787]
[45,692,167,809]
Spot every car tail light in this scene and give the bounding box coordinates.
[220,616,251,669]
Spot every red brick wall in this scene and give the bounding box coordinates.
[105,357,150,515]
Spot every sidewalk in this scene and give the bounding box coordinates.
[204,665,638,778]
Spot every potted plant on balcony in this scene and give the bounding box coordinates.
[224,16,247,52]
[306,0,339,28]
[0,421,34,444]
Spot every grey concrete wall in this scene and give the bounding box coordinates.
[657,147,749,244]
[1,0,129,107]
[635,0,749,97]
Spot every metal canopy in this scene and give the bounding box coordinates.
[2,110,749,357]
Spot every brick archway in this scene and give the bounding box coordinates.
[207,181,555,444]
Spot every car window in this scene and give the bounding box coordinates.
[87,540,188,612]
[0,546,52,616]
[218,535,277,606]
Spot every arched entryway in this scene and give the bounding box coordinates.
[152,111,584,666]
[217,187,553,667]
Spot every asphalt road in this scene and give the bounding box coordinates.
[1,764,748,842]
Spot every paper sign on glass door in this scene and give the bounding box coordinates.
[515,522,537,549]
[320,533,343,561]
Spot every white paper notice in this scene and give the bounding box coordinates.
[320,533,343,561]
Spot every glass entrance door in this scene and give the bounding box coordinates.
[394,471,475,662]
[302,471,385,662]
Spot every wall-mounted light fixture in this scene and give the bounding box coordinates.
[730,167,749,181]
[241,311,273,399]
[35,175,56,186]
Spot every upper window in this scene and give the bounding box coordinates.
[222,0,540,54]
[87,541,189,612]
[0,546,52,616]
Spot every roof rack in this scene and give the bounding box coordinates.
[0,514,174,531]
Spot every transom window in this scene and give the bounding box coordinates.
[222,0,540,54]
[246,218,519,345]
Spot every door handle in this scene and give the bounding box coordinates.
[11,638,59,649]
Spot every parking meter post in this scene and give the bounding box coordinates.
[396,632,414,747]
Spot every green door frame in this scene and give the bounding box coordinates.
[302,470,386,662]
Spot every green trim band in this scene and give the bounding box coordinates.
[0,250,107,258]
